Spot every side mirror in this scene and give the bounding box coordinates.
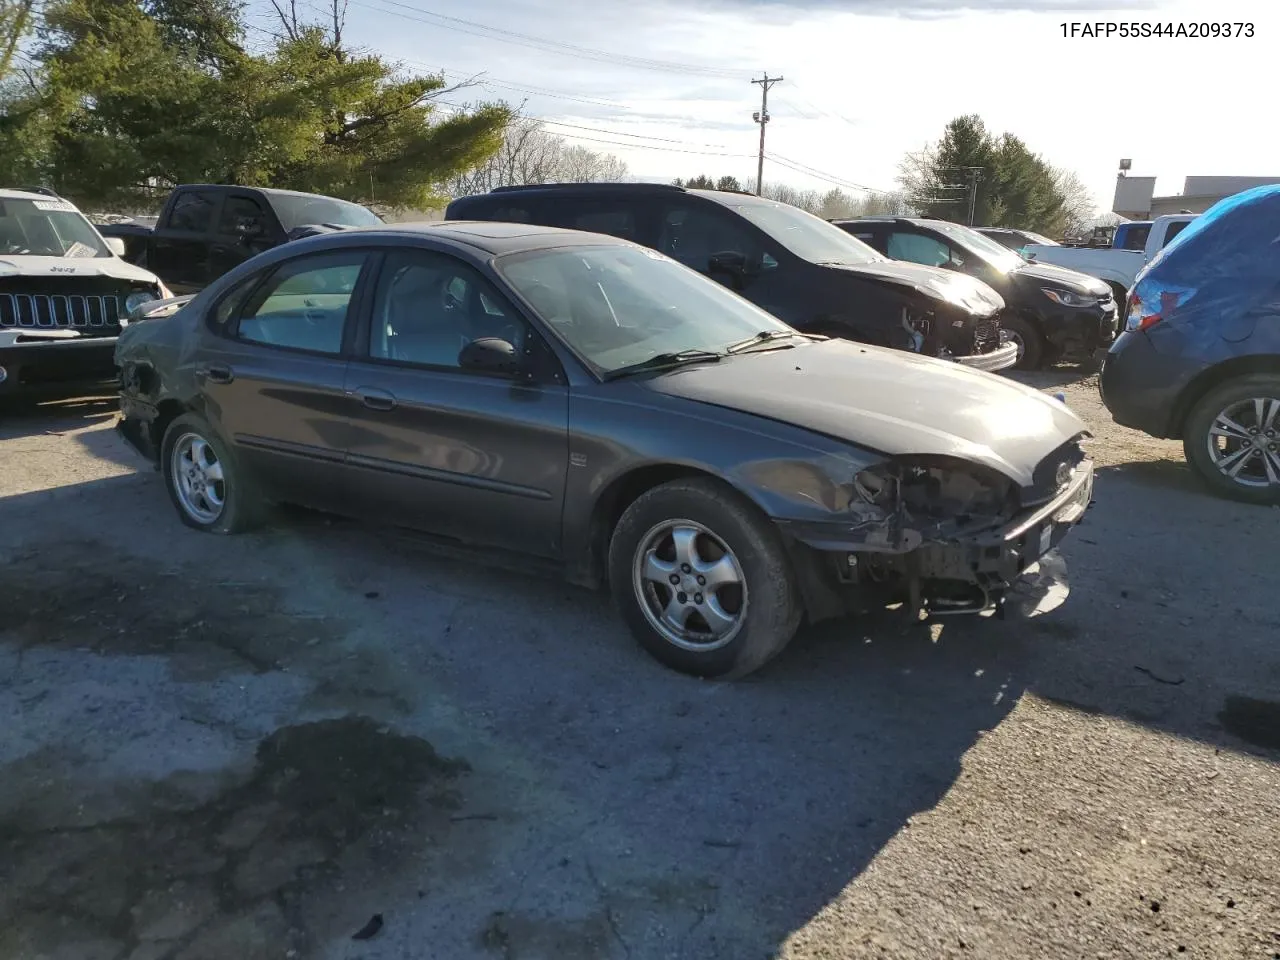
[237,221,265,241]
[105,237,126,257]
[458,337,521,375]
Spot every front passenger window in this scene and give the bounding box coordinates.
[235,253,365,354]
[369,251,526,370]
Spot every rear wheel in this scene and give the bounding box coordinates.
[1001,315,1045,370]
[161,412,265,533]
[1183,375,1280,505]
[607,478,802,679]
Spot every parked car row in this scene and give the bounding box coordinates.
[445,184,1021,371]
[831,217,1118,370]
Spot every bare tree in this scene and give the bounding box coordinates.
[447,115,628,196]
[1051,166,1097,236]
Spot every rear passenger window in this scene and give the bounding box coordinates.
[490,205,531,223]
[235,253,366,355]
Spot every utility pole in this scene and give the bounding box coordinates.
[751,73,783,196]
[965,168,984,226]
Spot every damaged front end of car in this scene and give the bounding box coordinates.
[774,438,1094,623]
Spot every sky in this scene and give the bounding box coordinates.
[245,0,1277,217]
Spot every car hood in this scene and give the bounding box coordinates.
[646,339,1087,488]
[0,255,163,286]
[823,259,1005,316]
[1011,260,1110,296]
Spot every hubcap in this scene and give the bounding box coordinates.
[632,519,747,652]
[171,432,226,523]
[1006,330,1026,361]
[1207,397,1280,488]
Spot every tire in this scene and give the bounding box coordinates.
[607,478,803,679]
[1001,315,1045,370]
[1182,374,1280,506]
[160,412,265,533]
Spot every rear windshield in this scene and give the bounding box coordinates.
[268,194,383,231]
[0,197,110,258]
[725,200,882,266]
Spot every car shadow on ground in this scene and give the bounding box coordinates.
[1,468,1277,959]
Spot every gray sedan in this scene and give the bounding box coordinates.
[115,222,1095,678]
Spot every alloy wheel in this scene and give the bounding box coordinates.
[171,432,226,523]
[632,519,747,651]
[1207,397,1280,488]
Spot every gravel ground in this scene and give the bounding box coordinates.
[1,370,1277,960]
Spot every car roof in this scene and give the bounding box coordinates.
[0,187,75,203]
[300,220,630,256]
[174,184,368,204]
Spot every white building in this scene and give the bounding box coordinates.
[1114,173,1280,219]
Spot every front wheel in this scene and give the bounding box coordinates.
[161,412,265,533]
[607,478,803,679]
[1001,315,1045,370]
[1183,375,1280,505]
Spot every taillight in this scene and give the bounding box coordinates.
[1126,291,1162,332]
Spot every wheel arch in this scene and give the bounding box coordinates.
[573,462,771,589]
[1170,354,1280,439]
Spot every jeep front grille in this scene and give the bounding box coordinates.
[0,293,123,331]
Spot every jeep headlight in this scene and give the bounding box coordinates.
[125,290,157,314]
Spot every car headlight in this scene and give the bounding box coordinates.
[125,290,158,313]
[854,457,1016,524]
[1041,287,1093,307]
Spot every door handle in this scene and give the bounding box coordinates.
[198,364,234,384]
[354,387,397,411]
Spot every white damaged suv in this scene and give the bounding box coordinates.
[0,188,170,397]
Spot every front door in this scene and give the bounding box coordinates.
[195,249,373,511]
[655,200,801,326]
[150,189,222,293]
[208,193,284,284]
[341,248,570,558]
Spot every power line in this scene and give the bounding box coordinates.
[766,151,898,196]
[333,0,745,79]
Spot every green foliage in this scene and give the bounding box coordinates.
[1,0,36,78]
[899,114,1092,235]
[0,0,510,211]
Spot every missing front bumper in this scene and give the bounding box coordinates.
[786,460,1095,622]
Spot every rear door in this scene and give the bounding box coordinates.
[195,249,373,512]
[341,247,570,557]
[149,189,223,293]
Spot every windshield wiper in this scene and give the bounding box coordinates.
[725,330,799,354]
[603,349,722,381]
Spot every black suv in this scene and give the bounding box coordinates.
[833,217,1118,370]
[445,184,1017,372]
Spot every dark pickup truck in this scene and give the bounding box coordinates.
[99,185,383,294]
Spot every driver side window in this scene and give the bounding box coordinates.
[886,231,962,269]
[658,203,767,274]
[369,250,526,370]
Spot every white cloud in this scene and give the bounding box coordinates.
[315,0,1278,217]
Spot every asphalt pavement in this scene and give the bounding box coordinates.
[1,370,1277,960]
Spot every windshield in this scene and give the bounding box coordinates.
[0,197,110,258]
[726,200,881,265]
[928,220,1025,272]
[497,244,797,376]
[268,194,383,231]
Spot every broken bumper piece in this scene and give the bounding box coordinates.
[782,459,1094,622]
